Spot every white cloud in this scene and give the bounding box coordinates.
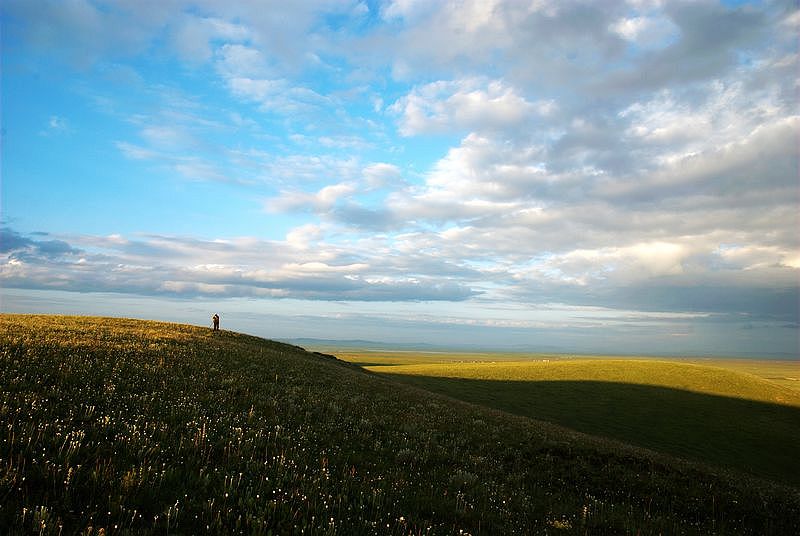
[226,77,329,114]
[609,15,680,49]
[317,135,371,150]
[381,133,549,222]
[216,44,268,78]
[0,228,478,302]
[619,79,789,160]
[362,163,402,188]
[267,182,357,213]
[285,224,324,249]
[172,160,229,183]
[716,245,798,271]
[391,78,555,136]
[279,261,369,274]
[382,0,435,21]
[227,77,285,104]
[260,155,361,185]
[116,141,158,160]
[172,16,250,63]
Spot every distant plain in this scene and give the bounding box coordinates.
[333,350,800,486]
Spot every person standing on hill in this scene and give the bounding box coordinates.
[212,313,220,331]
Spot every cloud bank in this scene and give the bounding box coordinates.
[2,0,798,354]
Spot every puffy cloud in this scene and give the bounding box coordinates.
[0,227,478,302]
[391,78,556,136]
[267,182,358,212]
[358,0,627,87]
[618,79,791,160]
[362,163,403,188]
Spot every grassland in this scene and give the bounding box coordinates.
[337,353,800,487]
[2,315,799,534]
[681,359,800,393]
[334,349,800,391]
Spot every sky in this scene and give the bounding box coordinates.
[1,0,798,357]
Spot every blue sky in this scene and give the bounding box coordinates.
[1,0,798,356]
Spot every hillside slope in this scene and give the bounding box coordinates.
[364,359,800,486]
[1,314,798,534]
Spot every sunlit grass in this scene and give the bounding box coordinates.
[337,349,800,393]
[2,314,799,534]
[362,359,800,406]
[680,359,800,393]
[358,358,800,486]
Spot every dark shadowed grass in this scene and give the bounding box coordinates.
[378,374,800,487]
[2,314,799,534]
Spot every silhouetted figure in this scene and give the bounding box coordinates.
[212,313,220,331]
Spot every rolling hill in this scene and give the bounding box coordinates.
[1,314,798,534]
[355,358,800,487]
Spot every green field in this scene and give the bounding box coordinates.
[335,352,800,487]
[2,315,799,534]
[681,359,800,393]
[334,349,800,392]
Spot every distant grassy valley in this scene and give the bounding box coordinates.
[2,315,798,534]
[337,353,800,487]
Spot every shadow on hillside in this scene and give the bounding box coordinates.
[385,374,800,488]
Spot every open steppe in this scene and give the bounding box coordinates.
[336,351,800,487]
[2,314,798,534]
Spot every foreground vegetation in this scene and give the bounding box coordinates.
[2,315,799,534]
[351,358,800,487]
